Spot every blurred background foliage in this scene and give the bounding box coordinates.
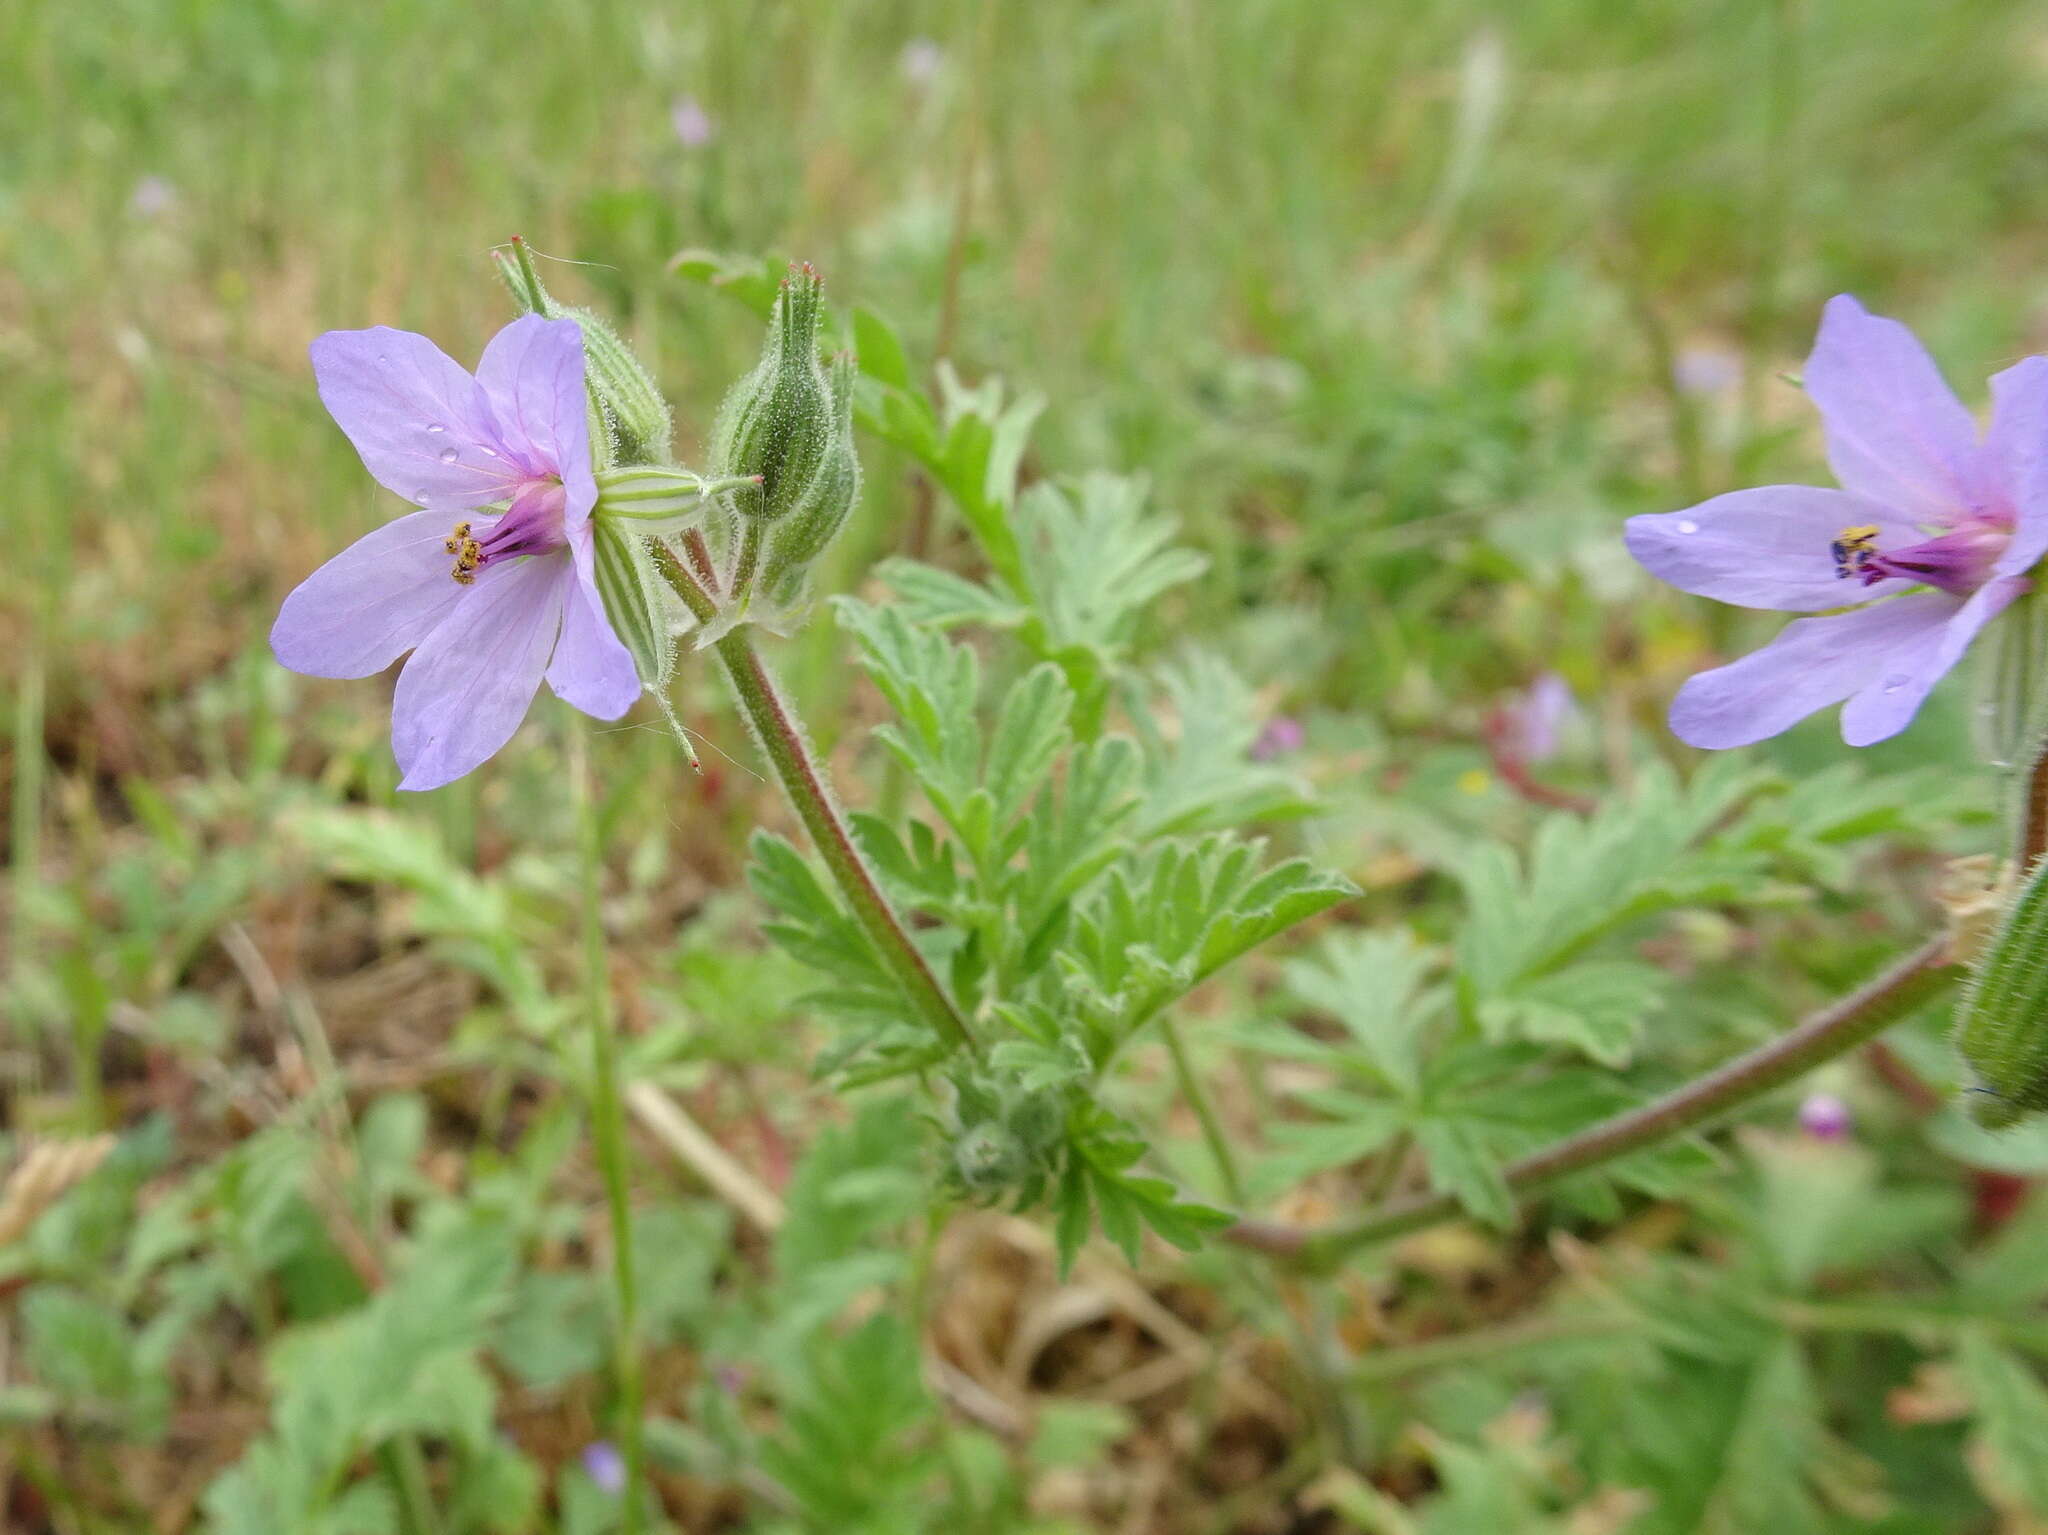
[8,0,2048,1530]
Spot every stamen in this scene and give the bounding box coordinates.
[1830,524,1881,582]
[446,520,482,584]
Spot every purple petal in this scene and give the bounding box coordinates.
[271,510,473,678]
[1804,295,1976,523]
[1625,487,1917,611]
[547,535,641,720]
[309,329,524,511]
[1982,357,2048,577]
[1839,576,2024,746]
[390,552,569,791]
[1669,593,1961,749]
[474,317,594,523]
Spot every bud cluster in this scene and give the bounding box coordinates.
[709,263,863,603]
[939,1063,1071,1205]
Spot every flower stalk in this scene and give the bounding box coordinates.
[1227,936,1959,1271]
[574,738,646,1533]
[650,543,977,1055]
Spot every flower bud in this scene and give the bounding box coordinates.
[1956,857,2048,1128]
[709,262,836,526]
[760,350,861,603]
[491,238,673,467]
[565,304,672,467]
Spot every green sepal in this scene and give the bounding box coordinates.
[1957,857,2048,1128]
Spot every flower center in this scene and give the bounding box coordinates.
[1830,519,2009,598]
[443,480,568,585]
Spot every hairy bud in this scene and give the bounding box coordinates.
[710,263,838,527]
[938,1064,1069,1205]
[761,350,861,603]
[1956,857,2048,1128]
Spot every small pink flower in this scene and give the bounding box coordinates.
[670,95,715,148]
[1504,673,1574,763]
[1672,346,1740,397]
[1628,296,2048,748]
[900,38,944,84]
[271,316,638,790]
[580,1441,625,1495]
[130,175,177,218]
[1250,715,1304,762]
[1798,1091,1853,1141]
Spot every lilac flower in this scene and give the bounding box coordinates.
[580,1440,626,1495]
[1627,296,2048,748]
[1249,715,1305,762]
[1672,345,1740,397]
[130,175,177,218]
[271,316,638,790]
[1798,1091,1853,1141]
[1504,672,1574,763]
[900,38,944,84]
[670,95,716,148]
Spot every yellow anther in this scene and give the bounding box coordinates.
[1830,524,1881,580]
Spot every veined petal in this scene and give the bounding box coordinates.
[271,510,476,678]
[1840,576,2025,746]
[1625,487,1918,611]
[1983,357,2048,577]
[309,328,524,511]
[390,552,567,791]
[547,532,641,720]
[1669,592,1961,749]
[1804,295,1977,523]
[475,316,595,526]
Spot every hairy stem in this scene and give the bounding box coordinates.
[652,546,977,1054]
[1227,936,1957,1270]
[730,519,763,605]
[574,740,645,1532]
[2023,741,2048,866]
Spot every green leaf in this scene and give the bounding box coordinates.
[1257,1105,1407,1190]
[1194,857,1358,985]
[1017,734,1143,927]
[447,1438,542,1535]
[851,304,912,390]
[874,557,1027,631]
[1278,929,1438,1096]
[747,829,893,995]
[1479,959,1666,1066]
[1138,649,1315,835]
[831,598,982,831]
[1698,1335,1823,1535]
[1020,473,1206,663]
[1958,1329,2048,1514]
[1413,1117,1514,1228]
[667,247,785,317]
[985,664,1074,828]
[1453,758,1771,999]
